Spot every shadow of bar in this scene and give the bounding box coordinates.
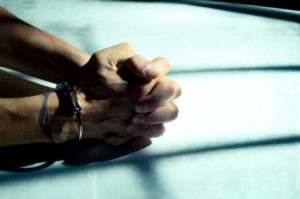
[0,134,300,183]
[104,0,300,23]
[168,65,300,75]
[131,134,300,162]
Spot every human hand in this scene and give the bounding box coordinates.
[76,42,181,146]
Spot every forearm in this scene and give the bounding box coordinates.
[0,6,90,83]
[0,93,76,146]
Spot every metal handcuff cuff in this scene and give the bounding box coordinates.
[40,82,83,143]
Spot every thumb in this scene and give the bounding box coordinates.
[119,55,171,82]
[125,56,171,97]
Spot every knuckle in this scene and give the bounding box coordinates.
[128,55,141,70]
[91,51,107,66]
[120,42,135,53]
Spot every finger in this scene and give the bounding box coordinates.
[126,123,165,138]
[135,77,181,113]
[125,56,172,97]
[119,55,171,83]
[133,56,171,95]
[150,57,171,78]
[119,55,152,81]
[133,102,179,125]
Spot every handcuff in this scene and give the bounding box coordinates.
[39,82,83,143]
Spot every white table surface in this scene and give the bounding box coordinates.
[0,0,300,198]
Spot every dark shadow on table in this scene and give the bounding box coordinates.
[1,133,300,174]
[0,137,152,172]
[1,133,300,199]
[103,0,300,23]
[169,65,300,75]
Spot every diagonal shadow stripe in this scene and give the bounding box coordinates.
[168,65,300,75]
[0,134,299,184]
[105,0,300,23]
[130,134,300,162]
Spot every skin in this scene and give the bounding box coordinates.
[0,7,181,147]
[0,6,90,84]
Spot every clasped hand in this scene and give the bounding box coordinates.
[75,42,181,146]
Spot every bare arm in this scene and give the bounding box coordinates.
[0,43,181,147]
[0,7,181,147]
[0,6,90,83]
[0,93,60,146]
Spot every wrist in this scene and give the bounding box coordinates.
[44,92,78,143]
[2,18,91,83]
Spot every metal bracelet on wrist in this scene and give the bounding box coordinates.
[55,82,83,142]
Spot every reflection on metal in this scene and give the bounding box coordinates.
[0,66,56,88]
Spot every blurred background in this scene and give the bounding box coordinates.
[0,0,300,198]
